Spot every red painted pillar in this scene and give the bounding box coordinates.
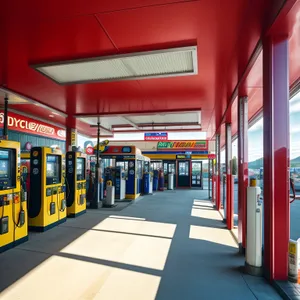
[212,159,215,205]
[225,123,233,230]
[215,134,221,211]
[263,36,290,281]
[238,97,248,252]
[66,116,77,152]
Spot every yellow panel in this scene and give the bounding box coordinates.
[191,155,208,159]
[29,147,67,230]
[144,154,176,160]
[0,140,28,253]
[21,152,30,159]
[66,152,86,217]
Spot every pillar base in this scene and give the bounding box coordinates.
[89,202,101,209]
[245,262,263,277]
[239,243,245,255]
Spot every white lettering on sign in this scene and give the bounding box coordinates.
[57,129,66,138]
[0,113,59,138]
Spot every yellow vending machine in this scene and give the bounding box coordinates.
[66,151,86,217]
[0,140,28,253]
[28,147,67,231]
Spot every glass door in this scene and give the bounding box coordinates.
[191,161,203,188]
[177,160,191,187]
[163,161,176,187]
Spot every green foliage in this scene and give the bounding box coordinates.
[231,156,237,175]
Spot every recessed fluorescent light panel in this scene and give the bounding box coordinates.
[32,46,198,85]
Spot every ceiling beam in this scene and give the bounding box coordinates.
[90,123,113,135]
[118,116,140,130]
[112,122,201,128]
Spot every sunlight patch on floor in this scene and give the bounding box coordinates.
[109,215,146,221]
[0,255,161,300]
[193,199,213,207]
[60,224,174,271]
[189,225,237,248]
[191,206,223,220]
[93,217,176,239]
[191,200,222,220]
[93,267,161,300]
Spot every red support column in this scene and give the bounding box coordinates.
[238,97,248,252]
[263,36,290,281]
[212,159,215,205]
[215,134,221,211]
[66,116,77,152]
[225,123,233,230]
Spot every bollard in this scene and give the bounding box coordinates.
[288,239,300,283]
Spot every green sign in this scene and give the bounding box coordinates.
[157,140,207,150]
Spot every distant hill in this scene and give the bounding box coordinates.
[248,156,300,169]
[291,156,300,167]
[248,158,263,169]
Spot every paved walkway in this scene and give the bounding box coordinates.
[0,190,281,300]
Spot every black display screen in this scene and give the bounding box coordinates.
[76,157,85,181]
[0,148,16,189]
[46,154,61,185]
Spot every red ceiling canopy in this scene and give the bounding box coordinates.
[0,0,298,138]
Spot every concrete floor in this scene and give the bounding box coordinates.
[0,190,281,300]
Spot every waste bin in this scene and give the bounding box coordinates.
[104,185,115,207]
[168,173,174,190]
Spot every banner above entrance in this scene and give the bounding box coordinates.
[0,111,66,140]
[157,140,208,150]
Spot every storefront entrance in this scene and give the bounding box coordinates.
[177,160,191,188]
[163,161,176,188]
[191,161,203,188]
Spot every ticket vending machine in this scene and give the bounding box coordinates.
[66,152,86,217]
[0,140,28,253]
[28,147,66,231]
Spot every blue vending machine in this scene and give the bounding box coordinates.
[153,170,159,191]
[143,173,153,195]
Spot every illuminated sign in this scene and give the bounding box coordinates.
[144,132,168,141]
[157,140,208,150]
[176,155,191,159]
[71,130,77,146]
[85,146,94,155]
[0,111,66,140]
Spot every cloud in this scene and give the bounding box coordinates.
[249,118,263,132]
[290,126,300,134]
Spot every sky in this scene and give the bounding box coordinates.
[245,91,300,162]
[221,91,300,163]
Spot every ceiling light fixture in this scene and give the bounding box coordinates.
[32,46,198,85]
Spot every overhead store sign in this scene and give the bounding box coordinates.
[0,111,66,140]
[157,140,208,150]
[144,132,168,141]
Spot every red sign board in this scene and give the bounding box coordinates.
[0,111,66,140]
[208,154,216,159]
[144,132,168,141]
[85,146,94,155]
